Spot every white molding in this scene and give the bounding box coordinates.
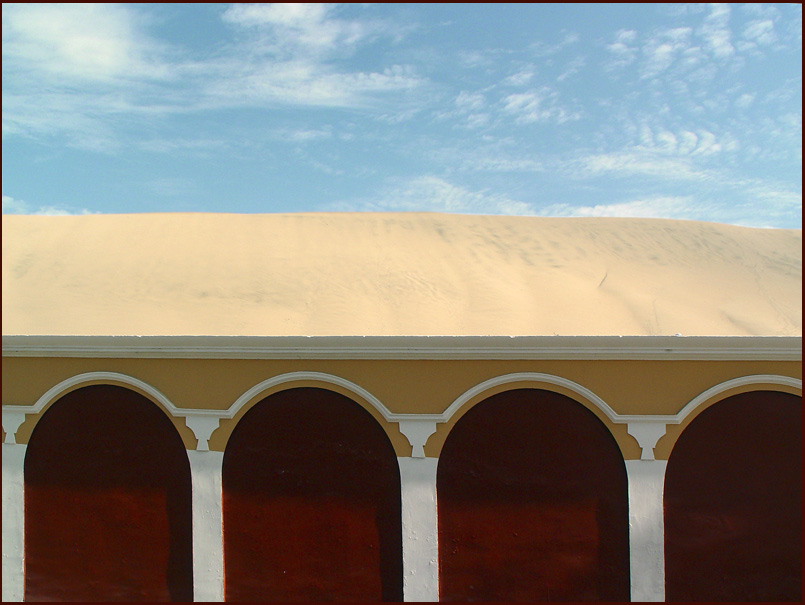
[672,374,802,424]
[227,371,394,421]
[21,371,181,416]
[0,371,223,449]
[435,372,802,461]
[397,420,438,458]
[627,423,668,461]
[440,372,621,423]
[4,371,800,457]
[2,410,27,445]
[226,372,444,457]
[3,335,801,361]
[184,416,223,453]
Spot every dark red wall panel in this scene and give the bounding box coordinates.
[24,385,193,602]
[437,389,630,601]
[222,387,403,601]
[665,391,802,601]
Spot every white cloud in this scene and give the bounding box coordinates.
[331,176,536,215]
[503,69,534,86]
[502,88,579,124]
[678,131,699,154]
[605,29,638,69]
[189,6,426,108]
[690,130,721,155]
[455,91,485,111]
[742,19,777,46]
[284,128,334,142]
[137,137,228,154]
[640,28,693,79]
[2,194,94,215]
[461,157,543,172]
[224,3,331,28]
[578,152,710,181]
[631,124,731,158]
[2,3,424,147]
[655,130,678,152]
[541,196,695,219]
[557,56,586,82]
[1,3,165,83]
[699,3,735,59]
[735,93,755,109]
[221,3,371,57]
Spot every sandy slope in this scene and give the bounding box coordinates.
[2,213,801,337]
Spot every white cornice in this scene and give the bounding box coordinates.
[1,334,801,360]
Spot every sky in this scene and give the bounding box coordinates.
[2,3,802,228]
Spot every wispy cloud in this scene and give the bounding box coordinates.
[557,56,586,82]
[541,196,696,220]
[503,68,535,86]
[2,3,424,148]
[698,3,735,59]
[2,194,94,216]
[330,176,536,215]
[640,27,693,79]
[502,87,580,124]
[1,3,167,83]
[605,29,638,70]
[576,151,711,181]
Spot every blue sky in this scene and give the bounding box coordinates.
[2,3,802,228]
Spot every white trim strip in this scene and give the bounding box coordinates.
[672,374,802,424]
[3,335,801,360]
[4,372,800,457]
[440,372,620,423]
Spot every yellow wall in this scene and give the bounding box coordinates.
[3,356,800,459]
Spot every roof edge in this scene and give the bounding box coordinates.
[2,334,801,361]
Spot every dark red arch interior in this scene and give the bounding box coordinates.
[222,387,403,601]
[437,388,630,601]
[24,384,193,602]
[664,390,802,601]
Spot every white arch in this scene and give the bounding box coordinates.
[227,371,395,421]
[222,371,441,455]
[2,371,188,445]
[440,372,620,423]
[672,374,802,425]
[27,371,182,416]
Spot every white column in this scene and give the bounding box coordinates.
[187,450,225,602]
[398,457,439,602]
[626,459,667,602]
[2,443,27,602]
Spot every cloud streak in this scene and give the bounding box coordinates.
[330,176,536,215]
[2,2,425,148]
[2,194,94,216]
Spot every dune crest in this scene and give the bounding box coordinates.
[2,213,801,337]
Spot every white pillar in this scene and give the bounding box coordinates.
[626,459,667,602]
[2,443,27,602]
[398,457,439,602]
[187,450,225,602]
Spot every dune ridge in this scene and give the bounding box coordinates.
[2,213,801,337]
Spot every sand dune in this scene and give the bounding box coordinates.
[2,213,801,337]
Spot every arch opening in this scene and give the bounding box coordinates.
[222,386,403,601]
[664,390,802,601]
[23,384,193,602]
[437,388,629,601]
